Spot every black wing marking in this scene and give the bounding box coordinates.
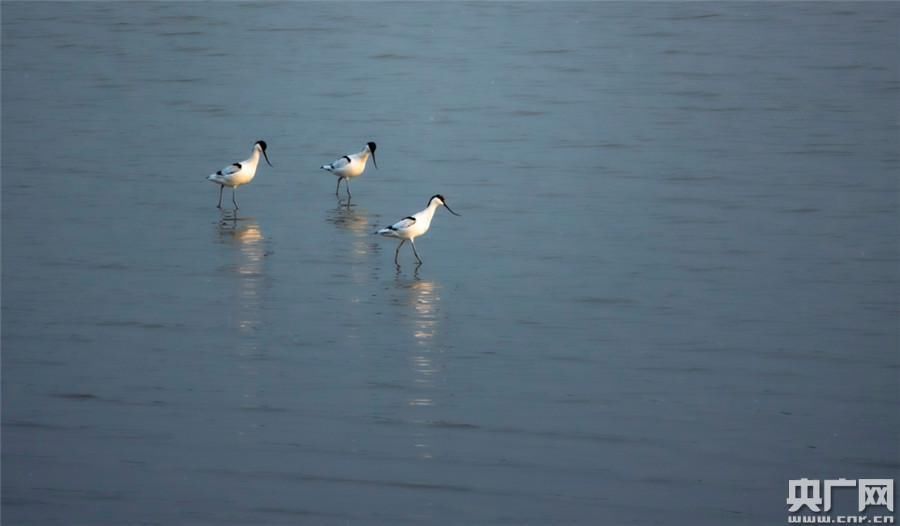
[216,163,241,176]
[389,216,417,231]
[325,156,352,170]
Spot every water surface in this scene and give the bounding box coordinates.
[3,2,898,524]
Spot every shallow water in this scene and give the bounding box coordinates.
[2,2,898,524]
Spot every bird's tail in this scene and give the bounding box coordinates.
[376,227,397,237]
[320,164,333,171]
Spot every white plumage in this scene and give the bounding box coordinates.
[321,141,377,198]
[207,140,272,209]
[377,194,461,265]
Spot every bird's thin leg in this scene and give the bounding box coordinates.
[345,178,352,199]
[410,239,423,264]
[217,185,224,208]
[394,239,406,264]
[335,177,342,196]
[232,188,239,210]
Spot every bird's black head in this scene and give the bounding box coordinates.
[255,140,272,166]
[430,194,461,216]
[367,142,378,169]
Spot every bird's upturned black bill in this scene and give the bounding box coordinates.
[371,152,378,169]
[444,203,461,216]
[262,149,273,167]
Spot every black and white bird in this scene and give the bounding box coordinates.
[377,195,461,265]
[320,141,377,198]
[207,140,272,209]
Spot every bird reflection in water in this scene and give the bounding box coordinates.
[326,200,371,238]
[216,210,267,344]
[216,211,273,414]
[395,273,443,460]
[326,201,380,283]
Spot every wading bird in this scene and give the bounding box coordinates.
[320,141,377,198]
[377,194,461,265]
[207,140,272,209]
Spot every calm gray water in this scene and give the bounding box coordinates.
[3,2,898,524]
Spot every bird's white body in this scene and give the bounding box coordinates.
[321,144,374,180]
[207,144,264,189]
[377,195,460,265]
[378,200,441,241]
